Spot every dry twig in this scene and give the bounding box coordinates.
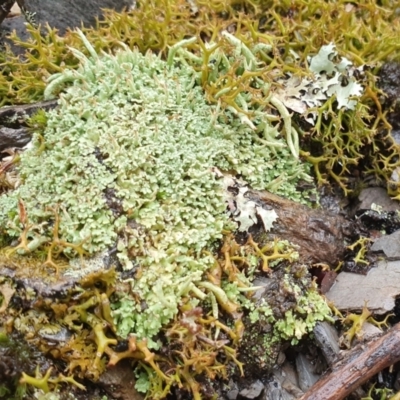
[300,323,400,400]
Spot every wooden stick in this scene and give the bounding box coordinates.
[300,323,400,400]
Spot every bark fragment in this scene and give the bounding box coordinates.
[0,99,57,127]
[250,190,355,266]
[300,322,400,400]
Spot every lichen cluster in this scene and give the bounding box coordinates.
[1,0,400,197]
[0,28,333,398]
[0,27,316,343]
[1,0,400,397]
[0,235,330,398]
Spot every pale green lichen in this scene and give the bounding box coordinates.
[274,287,332,344]
[244,275,331,345]
[0,31,316,345]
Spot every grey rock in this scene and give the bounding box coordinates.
[391,166,400,185]
[25,0,133,34]
[295,353,320,392]
[239,380,264,399]
[325,260,400,314]
[263,376,297,400]
[1,14,31,54]
[1,0,133,54]
[353,321,382,344]
[392,130,400,145]
[313,321,340,365]
[371,230,400,259]
[357,187,400,213]
[226,380,239,400]
[227,388,239,400]
[279,362,299,389]
[266,363,302,400]
[378,63,400,157]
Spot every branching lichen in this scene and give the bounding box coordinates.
[346,236,373,266]
[339,304,393,348]
[20,366,85,394]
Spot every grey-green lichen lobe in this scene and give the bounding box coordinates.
[0,33,315,343]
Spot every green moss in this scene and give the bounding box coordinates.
[237,278,332,373]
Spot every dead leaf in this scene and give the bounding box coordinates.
[0,283,15,313]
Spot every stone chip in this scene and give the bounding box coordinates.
[325,260,400,314]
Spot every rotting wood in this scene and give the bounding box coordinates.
[0,100,58,156]
[250,190,356,267]
[299,322,400,400]
[0,99,58,126]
